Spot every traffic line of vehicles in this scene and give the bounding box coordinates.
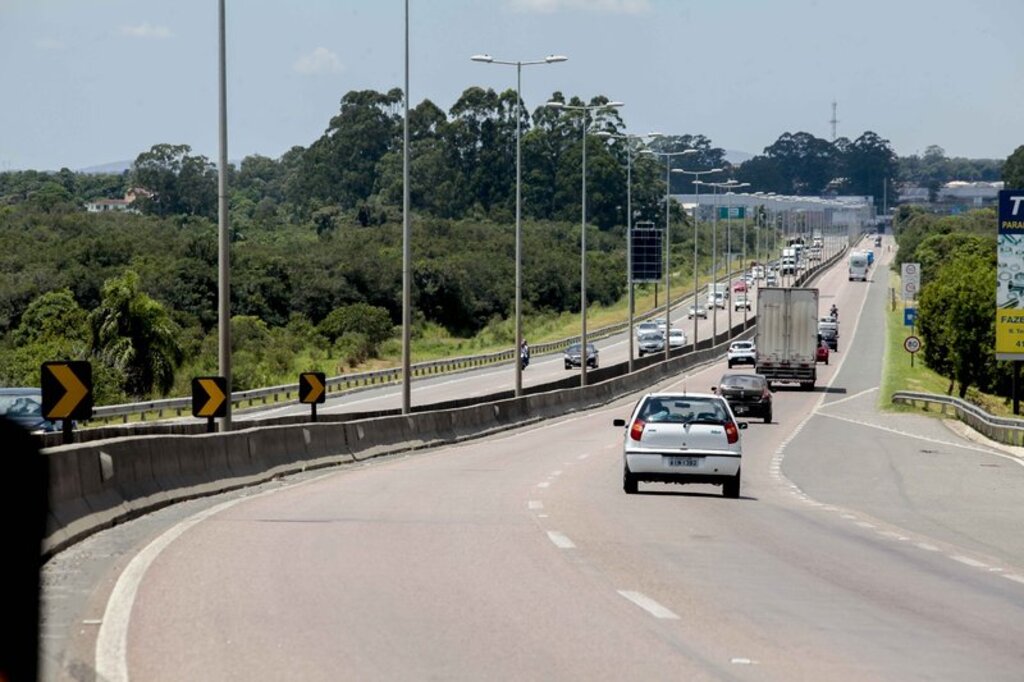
[615,284,840,498]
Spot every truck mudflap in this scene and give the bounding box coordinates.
[756,365,817,390]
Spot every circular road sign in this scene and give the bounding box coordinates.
[904,336,922,353]
[905,263,918,275]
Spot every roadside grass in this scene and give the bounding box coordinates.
[879,269,1015,417]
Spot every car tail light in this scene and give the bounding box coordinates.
[629,418,646,441]
[725,421,739,444]
[761,388,771,400]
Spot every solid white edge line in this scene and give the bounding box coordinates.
[528,500,543,510]
[616,590,680,620]
[95,496,247,681]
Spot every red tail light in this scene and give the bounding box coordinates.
[630,418,646,441]
[761,388,771,400]
[725,421,739,444]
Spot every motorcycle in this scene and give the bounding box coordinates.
[520,349,530,370]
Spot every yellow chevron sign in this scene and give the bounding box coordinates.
[299,372,326,404]
[41,361,93,420]
[192,377,227,418]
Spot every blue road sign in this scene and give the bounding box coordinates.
[904,308,917,327]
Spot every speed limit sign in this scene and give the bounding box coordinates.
[904,336,921,353]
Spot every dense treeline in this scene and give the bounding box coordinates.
[0,84,1015,402]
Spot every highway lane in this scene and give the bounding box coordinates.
[237,237,846,422]
[44,231,1024,679]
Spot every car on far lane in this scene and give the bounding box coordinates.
[732,280,747,293]
[667,328,687,349]
[816,339,830,364]
[614,392,747,497]
[733,294,751,311]
[726,340,756,368]
[634,321,659,339]
[564,342,599,369]
[637,332,664,357]
[0,387,63,433]
[687,304,708,319]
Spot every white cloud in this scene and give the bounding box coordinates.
[293,47,344,75]
[34,38,65,50]
[508,0,650,13]
[119,22,172,39]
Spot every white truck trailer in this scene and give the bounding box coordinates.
[754,287,819,390]
[849,251,869,281]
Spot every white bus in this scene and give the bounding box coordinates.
[849,252,869,281]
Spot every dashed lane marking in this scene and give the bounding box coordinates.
[616,591,680,620]
[547,531,576,549]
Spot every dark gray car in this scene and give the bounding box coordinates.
[0,387,62,433]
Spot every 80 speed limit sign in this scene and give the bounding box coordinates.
[904,336,921,353]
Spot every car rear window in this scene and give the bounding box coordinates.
[722,376,764,389]
[641,397,728,424]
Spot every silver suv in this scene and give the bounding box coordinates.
[614,393,747,497]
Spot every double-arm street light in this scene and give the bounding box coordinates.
[643,148,697,361]
[471,53,566,396]
[547,99,624,386]
[674,168,722,349]
[715,181,750,337]
[595,130,660,372]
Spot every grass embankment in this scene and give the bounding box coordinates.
[879,269,1012,417]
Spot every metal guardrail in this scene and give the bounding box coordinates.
[891,391,1024,447]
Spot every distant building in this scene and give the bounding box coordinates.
[84,188,151,214]
[937,180,1002,207]
[897,186,930,205]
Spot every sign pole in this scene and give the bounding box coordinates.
[311,402,318,423]
[1014,361,1020,415]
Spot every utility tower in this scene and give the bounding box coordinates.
[829,100,839,142]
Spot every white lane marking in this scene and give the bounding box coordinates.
[528,500,544,510]
[1003,574,1024,585]
[551,470,563,477]
[616,590,680,620]
[730,658,756,665]
[96,495,253,681]
[82,619,103,625]
[578,453,590,460]
[547,531,576,549]
[916,543,940,552]
[538,514,549,518]
[951,555,989,569]
[536,481,550,488]
[855,522,876,529]
[815,412,1006,458]
[877,530,908,541]
[818,385,879,408]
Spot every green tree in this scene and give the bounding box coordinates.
[1003,145,1024,189]
[91,270,183,397]
[917,253,996,398]
[130,143,218,218]
[318,303,394,349]
[13,289,89,345]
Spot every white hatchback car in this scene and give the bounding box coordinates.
[726,340,756,368]
[614,393,747,497]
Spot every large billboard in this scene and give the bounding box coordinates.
[996,190,1024,359]
[630,223,663,283]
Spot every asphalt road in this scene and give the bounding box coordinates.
[42,233,1024,680]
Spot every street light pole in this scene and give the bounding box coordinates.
[596,131,660,373]
[401,0,411,414]
[216,0,231,431]
[547,99,624,386]
[675,168,722,351]
[471,53,566,395]
[644,148,697,361]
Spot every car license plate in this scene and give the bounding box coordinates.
[733,405,747,414]
[667,457,699,467]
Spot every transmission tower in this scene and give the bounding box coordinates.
[829,100,839,142]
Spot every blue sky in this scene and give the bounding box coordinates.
[1,0,1021,171]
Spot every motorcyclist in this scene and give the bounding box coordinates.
[520,339,530,369]
[829,304,839,320]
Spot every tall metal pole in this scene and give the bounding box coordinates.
[217,0,231,431]
[693,180,699,349]
[711,184,718,342]
[401,0,411,414]
[663,155,671,361]
[626,142,635,372]
[514,62,523,395]
[742,202,748,326]
[580,110,588,387]
[726,191,732,338]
